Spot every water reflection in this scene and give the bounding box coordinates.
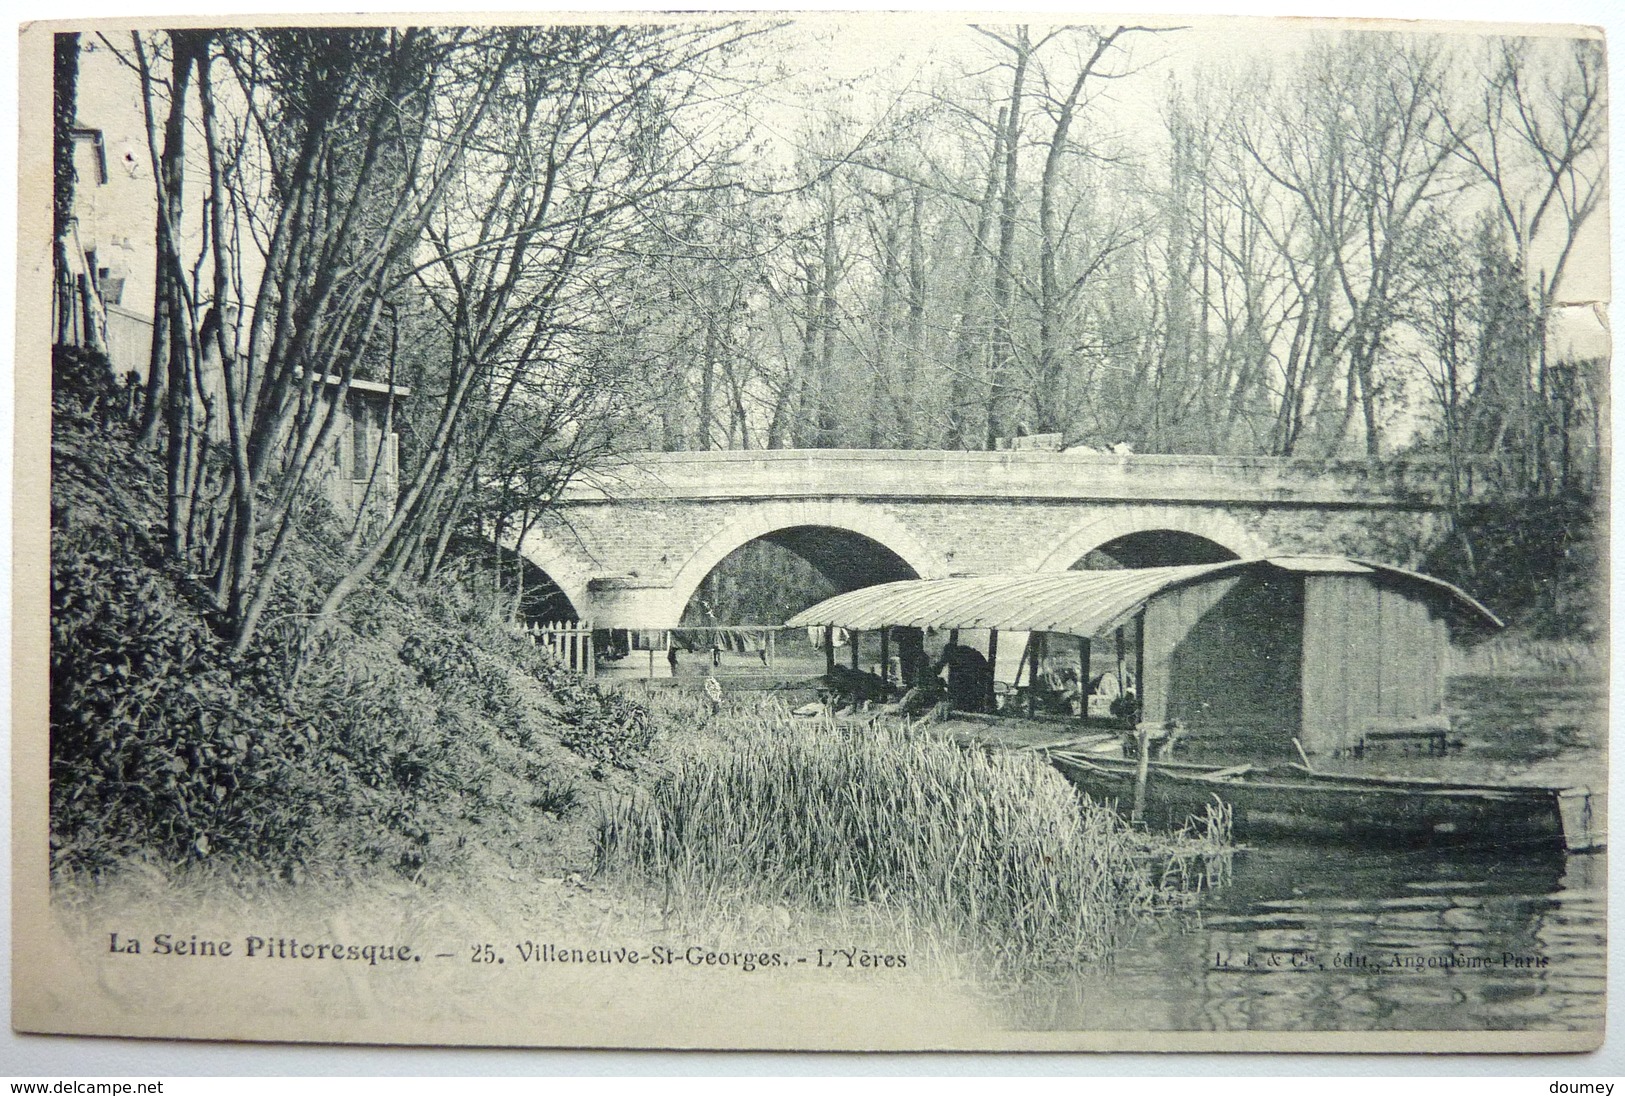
[1021,844,1604,1031]
[1018,673,1606,1032]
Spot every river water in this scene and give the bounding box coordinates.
[1020,673,1608,1032]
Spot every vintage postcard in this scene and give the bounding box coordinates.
[13,11,1610,1053]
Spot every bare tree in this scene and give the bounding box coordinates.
[1234,34,1460,457]
[1446,36,1607,493]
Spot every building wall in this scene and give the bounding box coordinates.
[310,389,402,526]
[102,304,152,380]
[1143,573,1304,756]
[1300,575,1450,755]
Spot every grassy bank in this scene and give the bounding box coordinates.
[49,372,656,882]
[596,699,1228,978]
[48,364,1227,989]
[1452,636,1605,677]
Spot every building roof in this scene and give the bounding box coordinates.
[785,557,1503,637]
[301,371,411,398]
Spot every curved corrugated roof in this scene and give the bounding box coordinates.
[786,557,1502,637]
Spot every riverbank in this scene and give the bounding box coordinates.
[39,670,1602,1041]
[47,385,1227,991]
[50,685,1230,994]
[1452,635,1604,677]
[49,379,655,883]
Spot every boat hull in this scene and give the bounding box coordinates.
[1048,753,1602,852]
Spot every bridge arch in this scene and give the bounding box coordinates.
[664,500,947,627]
[1027,505,1271,573]
[512,526,594,622]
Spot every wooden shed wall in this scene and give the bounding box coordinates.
[1143,573,1302,754]
[1300,575,1449,755]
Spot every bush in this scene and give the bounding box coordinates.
[52,344,128,425]
[50,523,330,871]
[48,413,655,879]
[1426,491,1602,641]
[557,690,656,772]
[398,623,658,773]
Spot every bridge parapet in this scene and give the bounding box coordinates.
[563,449,1454,509]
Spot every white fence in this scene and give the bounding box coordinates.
[525,620,595,677]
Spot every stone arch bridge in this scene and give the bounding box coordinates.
[516,449,1453,628]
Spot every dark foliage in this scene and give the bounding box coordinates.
[555,689,657,775]
[52,345,129,425]
[49,383,656,878]
[1426,491,1603,640]
[680,538,839,628]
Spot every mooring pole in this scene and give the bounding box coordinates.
[1132,722,1152,823]
[986,629,999,711]
[1079,637,1091,716]
[1134,612,1146,716]
[1026,634,1041,718]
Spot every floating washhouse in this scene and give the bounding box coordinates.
[787,556,1503,759]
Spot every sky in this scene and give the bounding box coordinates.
[54,12,1612,372]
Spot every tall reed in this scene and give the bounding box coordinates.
[595,706,1220,973]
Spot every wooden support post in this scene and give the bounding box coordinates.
[1026,634,1039,717]
[1115,626,1126,695]
[880,629,891,687]
[767,630,775,670]
[1134,612,1145,720]
[825,626,835,677]
[850,629,860,671]
[986,629,999,712]
[1132,722,1152,823]
[1079,637,1091,716]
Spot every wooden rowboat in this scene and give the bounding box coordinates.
[1047,750,1607,853]
[788,563,1603,855]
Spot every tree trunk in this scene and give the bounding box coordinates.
[946,107,1006,450]
[815,189,840,447]
[987,29,1028,448]
[53,33,80,348]
[157,33,205,559]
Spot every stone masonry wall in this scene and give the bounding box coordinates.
[520,494,1440,628]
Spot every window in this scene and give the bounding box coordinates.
[352,409,372,480]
